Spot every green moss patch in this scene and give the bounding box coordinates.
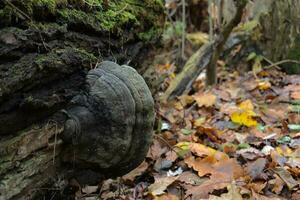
[0,0,164,41]
[283,37,300,74]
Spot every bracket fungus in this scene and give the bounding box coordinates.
[62,61,155,174]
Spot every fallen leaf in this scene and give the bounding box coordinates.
[178,95,195,107]
[193,92,217,107]
[257,80,271,90]
[185,156,243,180]
[236,147,264,160]
[193,117,206,127]
[271,174,285,194]
[148,176,177,196]
[231,110,258,127]
[239,99,255,110]
[291,91,300,100]
[196,126,224,143]
[189,143,219,157]
[153,194,180,200]
[246,158,267,180]
[247,181,267,193]
[208,183,243,200]
[178,171,208,185]
[251,190,281,200]
[185,181,230,200]
[230,100,258,127]
[122,161,148,183]
[81,185,98,194]
[273,167,299,189]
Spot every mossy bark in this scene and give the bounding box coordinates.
[0,0,163,134]
[250,0,300,72]
[0,1,163,199]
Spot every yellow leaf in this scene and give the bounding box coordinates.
[238,99,254,111]
[275,146,293,157]
[189,143,217,157]
[258,80,271,90]
[231,110,257,127]
[175,142,190,151]
[193,117,206,127]
[231,99,258,127]
[170,73,176,79]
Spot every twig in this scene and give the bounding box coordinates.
[153,134,176,152]
[262,56,281,70]
[181,0,186,59]
[265,59,300,69]
[4,0,31,21]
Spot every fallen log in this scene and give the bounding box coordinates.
[0,0,163,199]
[160,33,247,101]
[0,62,155,200]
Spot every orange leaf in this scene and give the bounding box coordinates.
[291,91,300,100]
[193,92,217,107]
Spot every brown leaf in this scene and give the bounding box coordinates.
[251,190,281,200]
[246,158,267,180]
[148,139,168,160]
[273,167,299,189]
[208,184,243,200]
[185,155,244,180]
[271,174,285,194]
[178,171,208,185]
[247,181,267,193]
[153,194,180,200]
[185,181,230,200]
[291,91,300,100]
[291,191,300,200]
[236,147,264,161]
[189,143,220,157]
[148,176,177,196]
[122,161,148,183]
[193,92,217,107]
[196,126,224,143]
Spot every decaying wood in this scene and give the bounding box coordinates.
[0,1,162,199]
[160,33,247,101]
[0,122,64,200]
[0,61,155,200]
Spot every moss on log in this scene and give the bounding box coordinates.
[0,0,164,135]
[0,1,162,199]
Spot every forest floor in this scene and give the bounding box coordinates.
[75,61,300,200]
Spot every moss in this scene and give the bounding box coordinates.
[138,27,163,42]
[283,37,300,74]
[1,0,164,41]
[31,0,57,14]
[35,47,97,70]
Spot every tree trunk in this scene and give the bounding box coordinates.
[0,0,163,199]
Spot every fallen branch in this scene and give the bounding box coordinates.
[160,32,247,102]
